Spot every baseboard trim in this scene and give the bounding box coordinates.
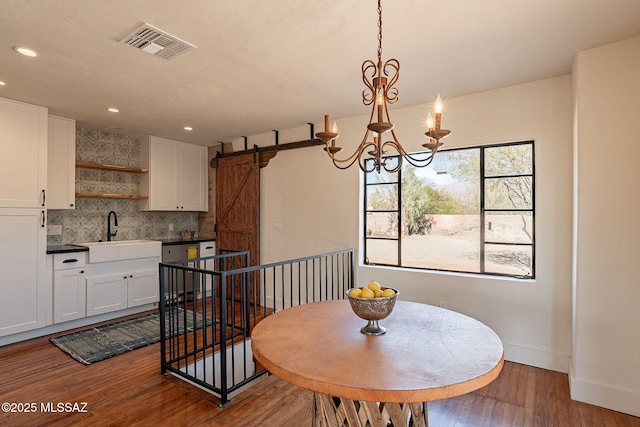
[569,364,640,418]
[503,342,569,373]
[0,304,157,347]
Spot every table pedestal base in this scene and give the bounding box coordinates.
[313,392,428,427]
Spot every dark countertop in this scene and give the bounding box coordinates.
[161,236,215,246]
[47,236,216,254]
[47,244,89,254]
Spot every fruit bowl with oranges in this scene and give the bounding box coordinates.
[346,281,398,336]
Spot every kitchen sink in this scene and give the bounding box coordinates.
[76,240,162,263]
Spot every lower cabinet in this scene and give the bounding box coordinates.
[53,253,86,323]
[0,209,48,337]
[86,257,160,316]
[86,272,128,316]
[54,271,86,322]
[199,240,216,296]
[127,268,159,307]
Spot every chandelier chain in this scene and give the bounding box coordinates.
[377,0,382,62]
[316,0,451,173]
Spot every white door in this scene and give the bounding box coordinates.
[148,136,178,210]
[0,208,48,336]
[86,272,128,316]
[53,268,86,323]
[0,98,47,208]
[179,143,207,211]
[47,116,76,210]
[127,268,159,307]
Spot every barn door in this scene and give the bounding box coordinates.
[215,153,260,302]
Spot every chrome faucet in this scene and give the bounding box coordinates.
[107,210,118,241]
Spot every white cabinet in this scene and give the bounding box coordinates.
[0,209,48,337]
[0,97,47,208]
[199,241,216,296]
[140,136,208,211]
[86,272,128,316]
[86,257,159,316]
[128,267,159,307]
[47,116,76,210]
[0,97,48,338]
[53,253,86,323]
[179,143,208,211]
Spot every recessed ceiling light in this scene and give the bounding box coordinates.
[13,46,39,57]
[184,126,193,131]
[0,81,6,86]
[107,107,120,113]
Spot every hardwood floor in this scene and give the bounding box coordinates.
[1,324,638,427]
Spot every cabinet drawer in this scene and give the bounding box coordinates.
[53,253,86,270]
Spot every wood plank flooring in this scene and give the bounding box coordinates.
[1,320,638,426]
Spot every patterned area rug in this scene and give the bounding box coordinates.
[51,309,208,364]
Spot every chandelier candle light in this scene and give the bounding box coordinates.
[316,0,451,173]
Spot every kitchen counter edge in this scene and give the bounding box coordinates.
[48,237,215,254]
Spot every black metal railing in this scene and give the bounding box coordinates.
[159,248,354,406]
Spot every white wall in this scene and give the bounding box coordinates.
[243,75,574,375]
[571,37,640,417]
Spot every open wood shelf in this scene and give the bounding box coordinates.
[75,161,148,173]
[75,192,148,200]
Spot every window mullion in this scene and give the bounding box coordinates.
[397,164,402,266]
[480,148,486,274]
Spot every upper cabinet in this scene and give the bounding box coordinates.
[47,116,76,210]
[140,136,208,212]
[0,97,47,208]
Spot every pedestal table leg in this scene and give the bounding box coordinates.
[313,392,428,426]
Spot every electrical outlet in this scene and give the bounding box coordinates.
[47,224,62,235]
[439,301,448,309]
[273,220,281,230]
[169,223,174,231]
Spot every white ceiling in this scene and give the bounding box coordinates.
[1,0,639,146]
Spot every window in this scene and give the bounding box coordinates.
[364,141,534,279]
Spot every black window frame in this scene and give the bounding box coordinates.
[363,140,535,279]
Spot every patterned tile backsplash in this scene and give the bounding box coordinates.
[47,127,201,245]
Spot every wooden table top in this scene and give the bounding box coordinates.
[251,300,504,403]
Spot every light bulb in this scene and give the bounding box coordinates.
[434,95,443,114]
[426,112,434,130]
[332,122,338,133]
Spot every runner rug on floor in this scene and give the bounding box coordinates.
[50,309,209,364]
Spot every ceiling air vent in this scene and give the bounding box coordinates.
[118,23,196,60]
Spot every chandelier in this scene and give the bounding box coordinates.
[315,0,451,174]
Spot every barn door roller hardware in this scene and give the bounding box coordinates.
[210,123,324,169]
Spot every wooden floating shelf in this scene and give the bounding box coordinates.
[76,161,148,173]
[75,192,148,200]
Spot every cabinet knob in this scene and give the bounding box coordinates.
[80,270,84,274]
[129,275,133,278]
[123,276,127,279]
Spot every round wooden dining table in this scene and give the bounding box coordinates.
[251,300,504,426]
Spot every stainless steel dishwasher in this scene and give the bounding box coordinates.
[162,243,199,298]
